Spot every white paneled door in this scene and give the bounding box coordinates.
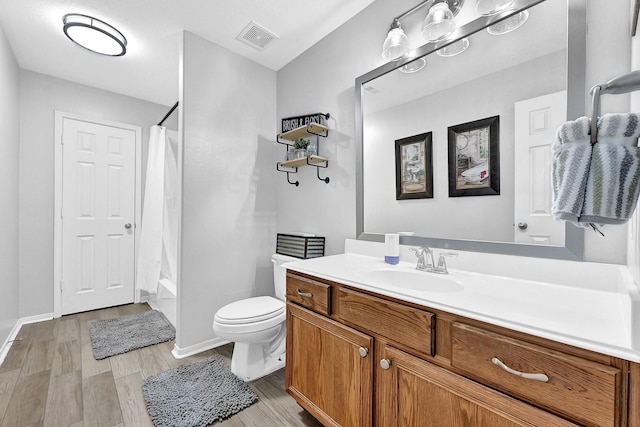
[59,116,137,315]
[514,91,567,246]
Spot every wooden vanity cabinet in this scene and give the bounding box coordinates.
[286,302,373,427]
[285,271,634,427]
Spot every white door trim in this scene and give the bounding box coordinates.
[54,111,142,318]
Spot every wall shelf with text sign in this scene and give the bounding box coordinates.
[276,113,330,186]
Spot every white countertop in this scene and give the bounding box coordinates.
[285,247,640,363]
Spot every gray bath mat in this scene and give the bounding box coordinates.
[142,356,258,427]
[89,310,175,360]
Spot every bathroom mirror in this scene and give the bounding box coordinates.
[356,0,587,260]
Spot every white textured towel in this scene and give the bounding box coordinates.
[551,117,592,223]
[581,142,640,225]
[552,113,640,227]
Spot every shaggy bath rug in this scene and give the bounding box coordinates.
[142,356,258,427]
[89,310,175,360]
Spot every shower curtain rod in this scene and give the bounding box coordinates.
[158,101,179,126]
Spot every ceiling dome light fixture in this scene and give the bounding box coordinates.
[63,14,127,56]
[381,19,411,61]
[422,2,457,42]
[487,10,529,35]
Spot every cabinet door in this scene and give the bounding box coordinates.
[286,303,374,427]
[377,345,579,427]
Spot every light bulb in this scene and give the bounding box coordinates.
[381,26,410,61]
[422,2,456,42]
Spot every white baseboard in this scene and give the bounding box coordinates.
[171,336,230,359]
[0,313,54,367]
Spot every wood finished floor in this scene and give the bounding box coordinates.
[0,303,323,427]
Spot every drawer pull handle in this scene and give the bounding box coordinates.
[296,289,313,298]
[491,357,549,383]
[380,359,391,370]
[358,347,369,358]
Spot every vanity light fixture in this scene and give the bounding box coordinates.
[487,10,529,35]
[381,19,411,61]
[381,0,465,61]
[436,37,470,56]
[421,2,456,42]
[63,14,127,56]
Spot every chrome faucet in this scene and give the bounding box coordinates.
[410,246,435,272]
[411,246,457,274]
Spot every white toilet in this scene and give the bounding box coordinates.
[213,253,297,381]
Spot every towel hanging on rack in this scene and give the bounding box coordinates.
[584,114,640,225]
[552,113,640,227]
[551,70,640,231]
[551,117,592,224]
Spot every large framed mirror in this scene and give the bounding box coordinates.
[355,0,587,260]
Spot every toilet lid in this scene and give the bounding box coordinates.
[215,296,285,325]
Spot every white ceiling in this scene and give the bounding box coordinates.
[0,0,375,106]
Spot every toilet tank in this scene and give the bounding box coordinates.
[272,253,298,301]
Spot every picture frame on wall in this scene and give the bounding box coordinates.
[395,132,433,200]
[447,116,500,197]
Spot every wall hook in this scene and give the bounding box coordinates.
[276,162,299,186]
[317,168,330,184]
[288,172,300,186]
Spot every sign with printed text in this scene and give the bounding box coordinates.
[281,113,323,132]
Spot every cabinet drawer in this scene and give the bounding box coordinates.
[333,287,434,358]
[451,322,621,427]
[286,272,331,316]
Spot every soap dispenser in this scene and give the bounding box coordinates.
[384,233,400,265]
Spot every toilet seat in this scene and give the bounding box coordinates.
[213,296,285,335]
[215,296,284,324]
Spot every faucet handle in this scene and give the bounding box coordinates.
[439,251,458,257]
[410,246,427,258]
[412,245,432,254]
[436,251,458,274]
[411,246,433,271]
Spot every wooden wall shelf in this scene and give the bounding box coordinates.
[276,117,331,186]
[279,155,329,169]
[279,123,328,141]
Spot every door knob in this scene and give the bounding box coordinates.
[380,359,391,370]
[358,347,369,358]
[517,222,528,230]
[124,223,132,229]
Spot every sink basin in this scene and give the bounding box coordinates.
[363,268,464,293]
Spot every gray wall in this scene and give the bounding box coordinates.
[177,31,277,350]
[0,23,20,345]
[19,70,175,317]
[277,0,632,264]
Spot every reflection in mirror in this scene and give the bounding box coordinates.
[356,0,587,260]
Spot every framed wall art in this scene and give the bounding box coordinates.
[447,116,500,197]
[395,132,433,200]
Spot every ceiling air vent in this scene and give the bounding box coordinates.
[237,22,278,51]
